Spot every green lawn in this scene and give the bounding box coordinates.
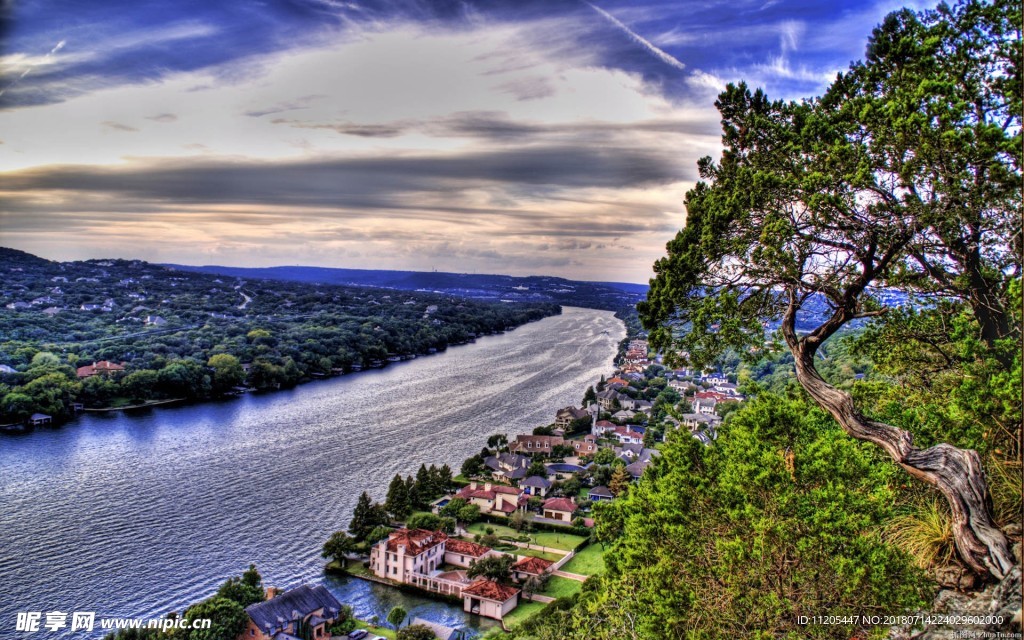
[541,575,583,599]
[561,543,605,576]
[464,522,586,552]
[528,530,586,551]
[502,601,547,629]
[514,547,564,562]
[354,620,397,639]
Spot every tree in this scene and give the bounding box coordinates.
[487,433,508,450]
[385,474,412,520]
[215,564,264,608]
[207,353,245,392]
[509,510,529,532]
[467,555,515,582]
[608,466,630,497]
[526,460,547,477]
[582,385,597,407]
[322,531,356,567]
[638,0,1019,579]
[397,624,437,640]
[386,605,407,631]
[593,448,617,466]
[461,455,484,477]
[181,597,248,640]
[349,492,388,541]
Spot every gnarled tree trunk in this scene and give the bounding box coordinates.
[786,333,1015,580]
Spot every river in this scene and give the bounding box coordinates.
[0,306,624,638]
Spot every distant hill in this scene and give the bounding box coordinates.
[162,264,649,312]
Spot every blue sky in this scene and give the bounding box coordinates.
[0,0,929,282]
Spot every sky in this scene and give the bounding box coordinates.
[0,0,930,283]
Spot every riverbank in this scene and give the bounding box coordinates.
[83,398,187,412]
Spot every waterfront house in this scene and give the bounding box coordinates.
[370,528,448,582]
[554,406,589,428]
[541,497,576,522]
[508,434,564,455]
[28,413,52,427]
[511,556,554,582]
[239,584,343,640]
[445,538,500,568]
[455,482,523,516]
[519,476,552,497]
[462,580,520,621]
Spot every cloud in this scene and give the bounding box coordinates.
[101,121,139,132]
[145,113,178,122]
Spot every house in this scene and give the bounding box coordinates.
[483,453,530,481]
[681,413,722,431]
[6,301,31,310]
[615,443,645,459]
[713,382,740,396]
[668,379,696,394]
[511,556,554,582]
[144,315,167,326]
[611,409,636,421]
[541,497,576,522]
[612,427,644,445]
[519,476,552,497]
[606,376,630,388]
[28,413,52,427]
[238,584,343,640]
[409,617,459,640]
[693,397,717,416]
[370,528,449,582]
[625,460,651,480]
[76,361,126,378]
[592,420,618,438]
[445,538,501,568]
[455,482,523,516]
[508,434,564,455]
[570,435,598,456]
[0,364,17,374]
[588,486,614,502]
[595,388,625,411]
[462,580,520,621]
[554,406,589,427]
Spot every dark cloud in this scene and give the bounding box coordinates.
[2,144,687,211]
[101,121,138,132]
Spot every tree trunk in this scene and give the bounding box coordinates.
[790,347,1015,580]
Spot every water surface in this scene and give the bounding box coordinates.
[0,306,624,637]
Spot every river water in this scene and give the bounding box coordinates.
[0,306,624,638]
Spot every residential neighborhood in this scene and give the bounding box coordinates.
[318,332,749,638]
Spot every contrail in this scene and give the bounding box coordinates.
[0,39,67,98]
[584,2,685,71]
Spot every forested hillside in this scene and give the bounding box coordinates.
[0,248,559,424]
[503,1,1022,637]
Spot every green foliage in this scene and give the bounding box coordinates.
[385,474,412,520]
[214,564,264,608]
[181,597,248,640]
[349,492,390,541]
[386,606,408,630]
[467,555,515,582]
[322,531,357,565]
[526,395,929,639]
[397,624,437,640]
[886,499,956,571]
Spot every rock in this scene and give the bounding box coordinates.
[931,564,976,590]
[887,565,1022,639]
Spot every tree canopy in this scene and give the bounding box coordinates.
[639,0,1020,579]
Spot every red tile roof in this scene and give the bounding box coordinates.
[385,528,447,556]
[511,556,553,576]
[462,580,520,602]
[445,539,492,558]
[76,360,126,378]
[456,483,522,501]
[542,497,576,513]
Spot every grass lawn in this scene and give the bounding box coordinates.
[464,522,586,552]
[561,543,605,576]
[514,547,564,562]
[541,575,583,599]
[354,620,397,639]
[502,601,547,629]
[528,530,586,551]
